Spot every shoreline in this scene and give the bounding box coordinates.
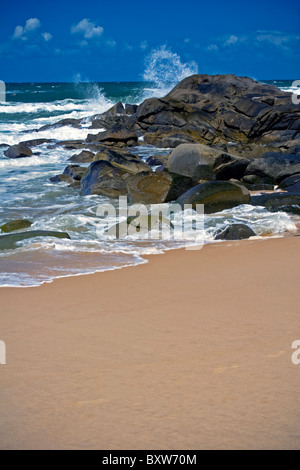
[1,235,299,449]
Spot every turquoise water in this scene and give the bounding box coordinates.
[0,79,298,287]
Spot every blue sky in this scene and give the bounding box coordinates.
[0,0,299,82]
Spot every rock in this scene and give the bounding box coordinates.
[80,161,130,197]
[69,150,95,163]
[0,219,32,233]
[165,173,197,202]
[38,118,81,131]
[278,174,300,193]
[144,131,197,148]
[125,104,138,114]
[93,146,150,174]
[214,158,250,180]
[63,165,86,181]
[50,174,73,184]
[146,156,164,167]
[168,143,223,180]
[176,181,250,213]
[0,231,71,250]
[86,128,138,147]
[275,164,300,182]
[215,224,256,240]
[4,143,33,159]
[107,101,125,114]
[250,192,300,214]
[245,152,300,182]
[127,171,173,204]
[21,138,53,147]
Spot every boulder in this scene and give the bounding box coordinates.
[250,192,300,214]
[245,152,300,182]
[93,146,150,174]
[125,104,138,115]
[50,174,73,184]
[275,164,300,182]
[69,150,95,163]
[105,215,174,238]
[0,231,71,250]
[165,173,197,202]
[278,174,300,193]
[168,143,222,180]
[215,224,256,240]
[176,181,250,213]
[0,219,32,233]
[214,158,250,180]
[127,171,173,204]
[63,165,86,181]
[107,101,125,114]
[4,143,33,159]
[86,128,138,147]
[80,161,130,197]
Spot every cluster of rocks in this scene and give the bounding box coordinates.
[2,74,300,242]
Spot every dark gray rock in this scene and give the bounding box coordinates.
[80,161,130,197]
[214,158,250,180]
[245,152,300,182]
[0,231,71,250]
[176,181,250,213]
[168,143,221,180]
[215,224,256,240]
[4,143,33,159]
[278,174,300,193]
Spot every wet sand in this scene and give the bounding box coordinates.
[0,236,299,449]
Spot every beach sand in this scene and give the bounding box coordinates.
[0,236,299,450]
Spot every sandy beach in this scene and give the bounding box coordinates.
[0,236,299,450]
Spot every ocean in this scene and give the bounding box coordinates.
[0,79,298,287]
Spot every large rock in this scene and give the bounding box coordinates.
[251,192,300,214]
[0,219,32,233]
[245,152,300,182]
[80,161,130,197]
[165,173,197,202]
[215,224,256,240]
[92,146,150,174]
[168,143,222,180]
[0,231,71,250]
[69,150,95,163]
[278,174,300,193]
[63,165,86,181]
[214,158,250,180]
[176,181,250,213]
[127,171,173,204]
[4,143,33,159]
[86,128,138,147]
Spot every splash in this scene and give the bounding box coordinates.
[142,45,198,97]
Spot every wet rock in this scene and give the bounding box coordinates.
[0,231,71,250]
[4,143,33,159]
[215,224,256,240]
[176,180,250,213]
[127,171,173,204]
[80,161,130,197]
[245,152,300,182]
[69,150,95,163]
[63,165,86,181]
[0,220,32,233]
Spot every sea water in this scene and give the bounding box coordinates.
[0,69,298,286]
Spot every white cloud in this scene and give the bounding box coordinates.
[206,44,219,52]
[42,32,53,42]
[106,38,117,48]
[140,40,148,50]
[13,18,41,40]
[224,35,238,46]
[184,38,191,44]
[71,18,104,39]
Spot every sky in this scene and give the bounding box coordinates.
[0,0,299,82]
